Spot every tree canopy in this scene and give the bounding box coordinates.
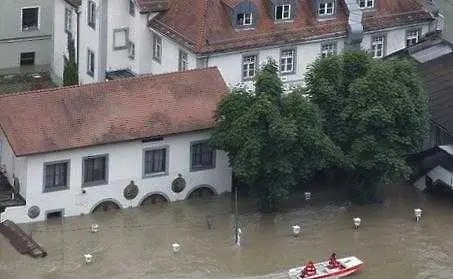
[305,51,427,202]
[210,60,339,211]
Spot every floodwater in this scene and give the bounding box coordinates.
[1,185,453,279]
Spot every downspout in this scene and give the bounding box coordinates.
[76,7,80,69]
[343,0,363,51]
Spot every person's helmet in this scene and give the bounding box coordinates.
[331,252,336,257]
[308,261,314,264]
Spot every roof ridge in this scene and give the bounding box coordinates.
[0,67,220,98]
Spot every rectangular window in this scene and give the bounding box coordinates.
[44,161,69,192]
[406,29,420,47]
[113,28,129,50]
[128,41,135,59]
[64,8,72,33]
[358,0,374,8]
[129,0,135,16]
[144,148,167,176]
[242,55,257,80]
[280,49,295,74]
[20,52,35,66]
[83,155,108,186]
[153,34,162,63]
[87,49,95,76]
[87,0,96,29]
[21,7,39,31]
[318,1,334,16]
[178,50,188,71]
[237,13,252,26]
[190,141,215,171]
[321,41,337,57]
[371,35,385,58]
[275,4,291,20]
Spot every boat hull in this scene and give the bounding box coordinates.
[288,256,363,279]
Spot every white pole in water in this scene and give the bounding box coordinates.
[234,185,240,246]
[304,192,311,201]
[292,225,301,237]
[353,217,361,229]
[414,208,422,222]
[172,243,181,253]
[84,254,93,264]
[90,224,99,233]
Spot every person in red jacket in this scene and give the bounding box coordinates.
[327,253,341,269]
[301,261,317,277]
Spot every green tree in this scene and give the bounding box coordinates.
[305,52,428,203]
[63,32,78,86]
[210,60,339,212]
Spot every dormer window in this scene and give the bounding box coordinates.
[237,13,253,26]
[275,4,291,20]
[318,1,334,16]
[358,0,374,8]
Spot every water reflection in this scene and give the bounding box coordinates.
[2,184,453,279]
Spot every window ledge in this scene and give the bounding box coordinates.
[143,172,168,179]
[22,27,39,32]
[274,19,294,24]
[82,180,108,188]
[280,71,296,76]
[190,165,215,172]
[43,186,69,193]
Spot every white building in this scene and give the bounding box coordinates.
[0,67,232,224]
[51,0,444,87]
[0,0,53,74]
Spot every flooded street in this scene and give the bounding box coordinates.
[2,185,453,279]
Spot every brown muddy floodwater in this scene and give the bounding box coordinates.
[2,184,453,279]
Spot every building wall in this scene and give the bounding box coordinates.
[0,0,53,71]
[149,29,197,75]
[51,0,79,85]
[4,131,232,223]
[0,131,27,198]
[78,0,102,84]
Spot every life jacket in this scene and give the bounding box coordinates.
[302,264,317,276]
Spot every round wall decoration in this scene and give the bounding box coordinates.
[27,206,40,219]
[123,180,139,200]
[171,174,186,193]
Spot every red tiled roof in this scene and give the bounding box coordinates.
[0,68,228,156]
[149,0,433,54]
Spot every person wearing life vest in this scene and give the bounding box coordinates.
[301,261,317,277]
[327,252,341,269]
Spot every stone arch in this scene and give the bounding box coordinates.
[139,192,170,206]
[90,198,122,213]
[185,184,217,200]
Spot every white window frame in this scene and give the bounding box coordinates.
[87,48,95,76]
[242,55,257,80]
[64,8,72,33]
[153,33,162,63]
[358,0,374,8]
[321,41,337,57]
[237,13,253,26]
[371,35,385,58]
[21,6,40,31]
[87,0,96,29]
[280,49,296,74]
[113,28,129,50]
[318,1,335,16]
[178,49,188,71]
[406,29,420,47]
[143,147,169,177]
[128,41,135,60]
[275,4,291,20]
